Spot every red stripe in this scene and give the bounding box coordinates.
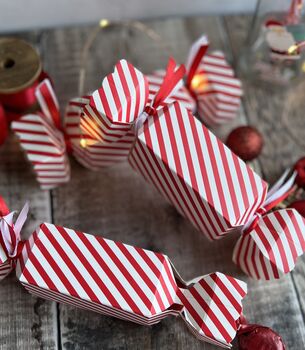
[174,104,219,238]
[201,276,237,328]
[187,44,209,86]
[29,231,79,295]
[188,112,225,233]
[264,215,289,273]
[127,62,141,122]
[258,248,270,280]
[254,224,279,278]
[56,226,125,309]
[202,124,230,223]
[137,123,204,233]
[43,225,103,304]
[107,74,122,122]
[76,231,143,314]
[188,285,232,343]
[289,211,305,251]
[39,81,61,129]
[151,107,209,233]
[135,247,174,306]
[177,290,217,341]
[115,242,166,311]
[116,61,131,123]
[276,212,298,261]
[100,238,156,314]
[249,239,260,279]
[216,138,241,223]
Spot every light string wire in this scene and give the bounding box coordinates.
[78,19,173,96]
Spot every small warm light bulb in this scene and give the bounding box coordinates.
[80,138,87,148]
[191,75,202,89]
[99,19,110,28]
[190,74,208,92]
[288,44,298,55]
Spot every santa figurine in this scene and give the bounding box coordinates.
[265,19,305,60]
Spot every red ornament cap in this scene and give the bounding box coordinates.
[226,126,264,162]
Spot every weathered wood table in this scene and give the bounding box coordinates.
[1,14,305,350]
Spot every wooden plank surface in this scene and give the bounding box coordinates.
[223,14,305,349]
[0,14,305,350]
[0,33,57,350]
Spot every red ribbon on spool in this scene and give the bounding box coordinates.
[0,37,49,145]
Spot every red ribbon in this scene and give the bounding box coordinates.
[0,195,9,216]
[186,44,209,88]
[152,58,186,110]
[0,81,39,114]
[244,184,295,235]
[0,71,52,145]
[0,196,27,261]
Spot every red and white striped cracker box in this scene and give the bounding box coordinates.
[233,208,305,280]
[147,35,242,126]
[16,222,247,348]
[129,101,268,241]
[12,79,70,190]
[190,50,242,126]
[64,96,135,171]
[0,199,29,280]
[64,60,149,170]
[69,59,305,281]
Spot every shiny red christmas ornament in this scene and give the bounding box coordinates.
[0,103,8,146]
[289,200,305,218]
[238,323,286,350]
[294,157,305,188]
[237,315,285,350]
[226,126,263,162]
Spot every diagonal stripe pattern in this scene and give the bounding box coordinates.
[80,59,149,144]
[147,70,196,112]
[11,79,70,190]
[233,208,305,280]
[16,222,246,348]
[12,114,70,190]
[129,101,267,240]
[189,51,242,125]
[177,272,247,347]
[64,96,135,170]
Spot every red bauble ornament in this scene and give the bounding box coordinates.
[238,323,286,350]
[0,103,8,146]
[289,200,305,217]
[294,157,305,188]
[226,126,263,162]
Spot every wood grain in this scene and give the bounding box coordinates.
[0,129,57,350]
[224,14,305,349]
[1,15,305,350]
[44,15,305,350]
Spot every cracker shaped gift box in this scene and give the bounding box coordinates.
[11,79,70,190]
[0,196,28,280]
[0,198,246,349]
[65,58,305,281]
[146,35,243,125]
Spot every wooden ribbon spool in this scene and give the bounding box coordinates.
[0,37,42,113]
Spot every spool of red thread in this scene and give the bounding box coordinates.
[0,37,42,120]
